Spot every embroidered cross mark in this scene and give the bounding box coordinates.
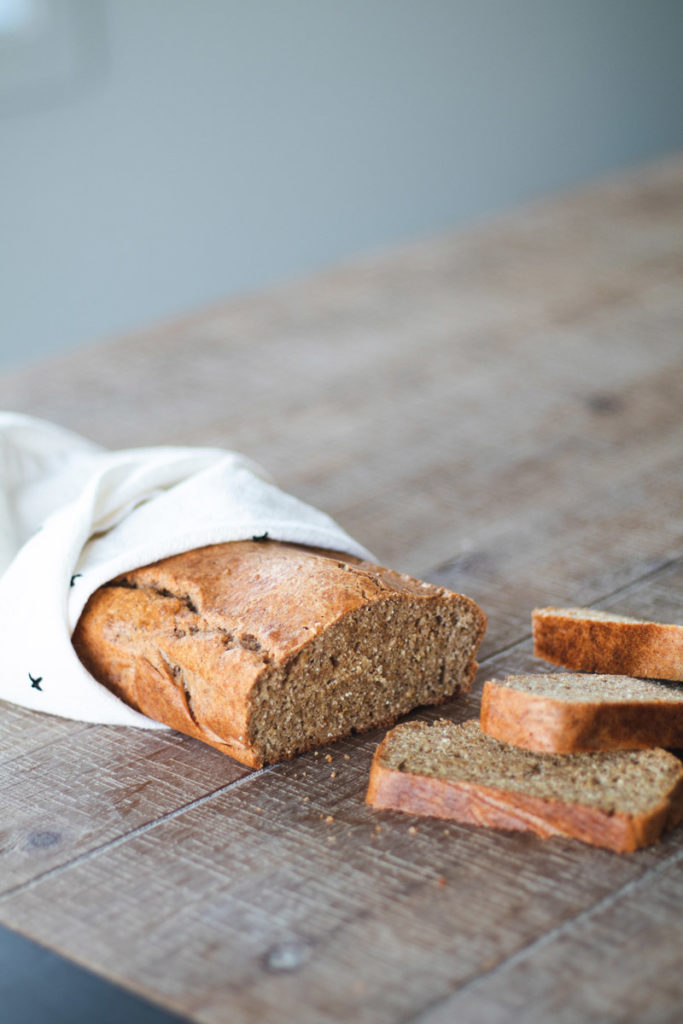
[252,531,269,541]
[29,673,43,691]
[70,573,82,587]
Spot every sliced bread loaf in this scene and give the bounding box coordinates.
[73,540,486,767]
[481,672,683,753]
[366,719,683,852]
[532,606,683,681]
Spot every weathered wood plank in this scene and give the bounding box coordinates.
[0,742,670,1024]
[417,849,683,1024]
[0,558,681,1023]
[0,707,250,889]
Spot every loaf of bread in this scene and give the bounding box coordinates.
[366,719,683,852]
[72,540,486,767]
[481,672,683,753]
[532,607,683,681]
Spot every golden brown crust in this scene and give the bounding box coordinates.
[366,729,683,853]
[480,678,683,753]
[73,540,485,766]
[532,607,683,681]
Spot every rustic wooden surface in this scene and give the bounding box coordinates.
[1,153,682,1023]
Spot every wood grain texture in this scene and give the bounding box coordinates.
[0,712,250,890]
[416,849,683,1024]
[0,153,682,1021]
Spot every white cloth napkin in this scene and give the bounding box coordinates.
[0,412,373,728]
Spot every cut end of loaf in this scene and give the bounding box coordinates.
[485,673,683,703]
[247,591,484,765]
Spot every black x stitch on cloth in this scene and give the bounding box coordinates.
[28,673,42,691]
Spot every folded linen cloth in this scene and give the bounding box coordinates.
[0,413,373,727]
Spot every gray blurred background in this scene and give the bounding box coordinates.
[2,0,683,371]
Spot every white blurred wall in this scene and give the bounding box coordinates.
[2,0,683,369]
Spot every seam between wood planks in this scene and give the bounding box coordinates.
[1,552,681,908]
[0,766,272,905]
[405,839,683,1024]
[423,551,682,607]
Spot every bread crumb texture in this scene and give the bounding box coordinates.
[492,673,683,703]
[377,719,682,817]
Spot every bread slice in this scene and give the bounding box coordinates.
[481,672,683,753]
[72,540,486,767]
[366,719,683,852]
[532,606,683,681]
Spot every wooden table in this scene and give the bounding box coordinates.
[1,153,683,1024]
